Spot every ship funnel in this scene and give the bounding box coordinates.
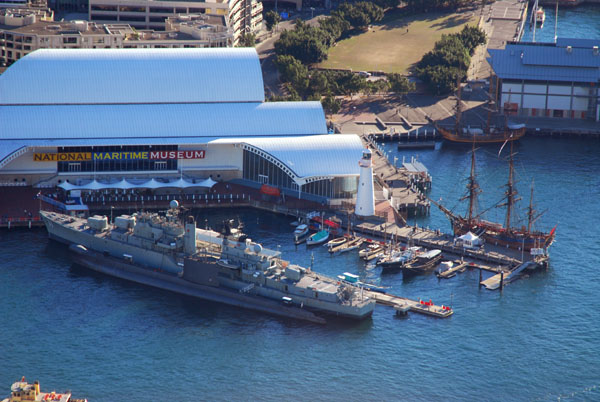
[184,215,196,255]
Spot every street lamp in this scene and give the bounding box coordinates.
[310,7,315,19]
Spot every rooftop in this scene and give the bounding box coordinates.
[488,38,600,82]
[0,47,265,105]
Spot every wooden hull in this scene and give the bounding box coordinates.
[438,126,526,144]
[451,219,555,251]
[400,254,443,276]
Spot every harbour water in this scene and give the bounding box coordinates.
[1,136,600,401]
[521,3,600,42]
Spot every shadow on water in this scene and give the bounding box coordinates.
[67,260,373,333]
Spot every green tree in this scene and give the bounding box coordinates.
[387,73,415,95]
[336,2,384,31]
[458,25,487,55]
[274,23,329,64]
[322,95,341,116]
[237,32,256,47]
[264,10,281,32]
[274,55,309,93]
[417,65,463,95]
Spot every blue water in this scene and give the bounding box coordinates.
[2,136,600,401]
[521,3,600,42]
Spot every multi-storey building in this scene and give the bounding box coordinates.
[0,12,232,65]
[88,0,262,45]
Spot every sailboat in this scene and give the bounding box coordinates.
[431,82,526,144]
[430,142,556,252]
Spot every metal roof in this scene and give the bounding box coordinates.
[211,135,363,182]
[0,101,326,141]
[488,43,600,82]
[555,38,600,49]
[0,48,265,105]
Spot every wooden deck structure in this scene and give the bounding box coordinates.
[366,291,453,318]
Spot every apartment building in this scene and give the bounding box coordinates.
[88,0,262,45]
[0,11,232,65]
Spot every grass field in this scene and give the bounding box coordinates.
[319,11,477,74]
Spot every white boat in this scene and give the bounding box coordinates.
[535,7,545,26]
[331,237,364,254]
[306,230,330,246]
[293,224,309,237]
[359,243,384,261]
[326,236,348,249]
[293,224,310,245]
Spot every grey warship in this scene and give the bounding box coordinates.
[40,205,375,323]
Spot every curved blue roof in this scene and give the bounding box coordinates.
[0,48,265,105]
[0,102,326,141]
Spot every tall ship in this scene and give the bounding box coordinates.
[39,204,375,323]
[430,142,556,252]
[430,83,526,144]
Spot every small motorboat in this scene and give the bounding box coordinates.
[293,224,310,245]
[293,224,309,237]
[378,247,420,271]
[306,230,330,246]
[359,243,384,261]
[535,7,545,27]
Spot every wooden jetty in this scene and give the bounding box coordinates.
[366,291,453,318]
[437,261,469,279]
[354,221,522,268]
[397,141,436,150]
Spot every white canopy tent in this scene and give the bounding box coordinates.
[58,178,218,191]
[456,231,483,249]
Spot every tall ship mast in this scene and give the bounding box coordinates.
[430,142,556,252]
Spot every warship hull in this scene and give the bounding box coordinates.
[69,246,326,324]
[41,210,375,322]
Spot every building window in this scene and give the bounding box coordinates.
[91,5,117,11]
[120,6,146,12]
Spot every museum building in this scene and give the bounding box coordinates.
[0,47,364,203]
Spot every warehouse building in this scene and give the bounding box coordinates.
[488,38,600,121]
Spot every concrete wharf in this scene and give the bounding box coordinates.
[363,135,432,218]
[366,290,453,318]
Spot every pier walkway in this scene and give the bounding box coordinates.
[366,291,453,318]
[363,135,431,218]
[353,221,523,268]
